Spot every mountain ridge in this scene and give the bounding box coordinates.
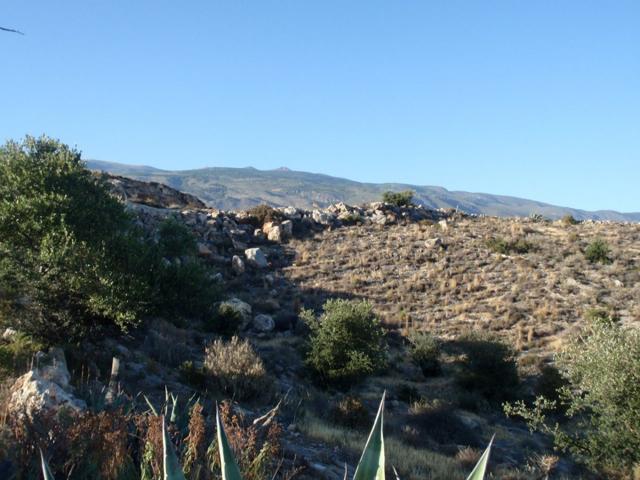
[87,160,640,222]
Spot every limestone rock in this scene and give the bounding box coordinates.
[245,248,268,268]
[217,298,252,329]
[267,225,283,242]
[8,348,86,419]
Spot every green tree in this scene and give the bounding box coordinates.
[505,321,640,476]
[302,299,387,385]
[381,190,414,207]
[0,136,153,342]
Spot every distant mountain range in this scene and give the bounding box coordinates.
[87,160,640,222]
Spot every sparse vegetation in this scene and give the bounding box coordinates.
[302,299,387,385]
[204,336,271,400]
[382,190,414,207]
[584,238,612,264]
[561,214,579,225]
[455,332,519,403]
[407,330,441,376]
[486,236,533,254]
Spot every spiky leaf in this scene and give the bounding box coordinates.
[216,404,243,480]
[40,449,55,480]
[466,435,494,480]
[162,418,186,480]
[353,392,386,480]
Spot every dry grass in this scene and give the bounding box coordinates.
[286,217,640,356]
[204,336,272,400]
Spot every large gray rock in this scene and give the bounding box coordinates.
[245,247,268,268]
[253,314,275,332]
[8,348,86,419]
[312,210,335,225]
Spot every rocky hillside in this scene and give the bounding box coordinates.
[87,160,640,222]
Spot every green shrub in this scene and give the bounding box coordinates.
[486,236,533,255]
[157,217,197,258]
[584,239,612,264]
[534,364,567,408]
[455,331,519,402]
[505,321,640,476]
[0,333,44,379]
[407,331,441,376]
[0,136,154,342]
[205,303,243,335]
[302,299,387,385]
[382,190,414,207]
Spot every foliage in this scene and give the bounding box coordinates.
[455,332,519,402]
[407,331,441,377]
[381,190,414,207]
[584,238,612,264]
[329,396,371,430]
[505,321,640,476]
[204,336,270,400]
[0,136,154,342]
[302,299,387,385]
[157,218,197,258]
[205,304,243,336]
[0,332,44,379]
[245,205,284,227]
[485,237,533,255]
[561,214,579,225]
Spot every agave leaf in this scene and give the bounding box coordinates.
[40,449,55,480]
[170,394,178,424]
[144,394,159,416]
[162,417,186,480]
[353,392,386,480]
[392,465,401,480]
[216,404,243,480]
[466,435,495,480]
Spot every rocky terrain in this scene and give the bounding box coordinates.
[3,174,639,479]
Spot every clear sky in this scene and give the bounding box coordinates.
[2,1,638,212]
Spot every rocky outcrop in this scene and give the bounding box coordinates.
[103,174,206,209]
[8,348,86,419]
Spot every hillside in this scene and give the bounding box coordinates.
[87,160,640,222]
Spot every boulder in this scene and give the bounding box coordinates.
[253,314,275,332]
[231,255,245,275]
[217,298,252,329]
[267,225,283,242]
[8,348,86,419]
[245,248,268,268]
[2,328,17,341]
[312,209,335,225]
[280,220,293,237]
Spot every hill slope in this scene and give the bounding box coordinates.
[87,160,640,221]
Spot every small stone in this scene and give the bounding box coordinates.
[231,255,245,275]
[425,237,443,249]
[197,242,212,256]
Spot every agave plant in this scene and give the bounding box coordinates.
[40,393,494,479]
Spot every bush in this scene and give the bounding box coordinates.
[455,331,519,402]
[246,204,284,227]
[486,236,533,255]
[205,303,243,335]
[157,217,197,258]
[329,396,371,429]
[382,190,414,207]
[534,364,567,407]
[505,321,640,476]
[0,333,44,379]
[561,214,579,225]
[585,238,612,264]
[407,331,441,376]
[179,360,206,389]
[204,336,270,400]
[0,136,155,342]
[302,299,387,385]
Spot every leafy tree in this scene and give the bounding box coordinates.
[381,190,414,207]
[302,299,387,385]
[505,321,640,476]
[0,136,153,342]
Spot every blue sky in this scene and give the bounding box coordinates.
[2,1,638,212]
